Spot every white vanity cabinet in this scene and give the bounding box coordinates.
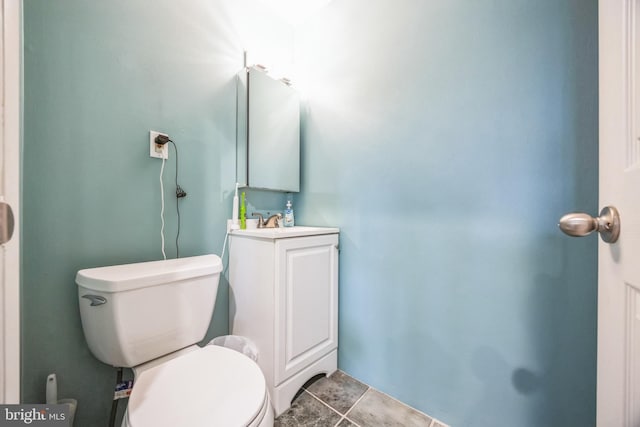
[229,227,339,416]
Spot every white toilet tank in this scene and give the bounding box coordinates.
[76,254,222,368]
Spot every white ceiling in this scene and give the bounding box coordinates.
[257,0,333,26]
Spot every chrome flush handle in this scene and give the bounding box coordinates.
[82,295,107,307]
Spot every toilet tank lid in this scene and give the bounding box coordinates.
[76,254,222,293]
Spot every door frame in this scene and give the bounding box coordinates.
[2,0,21,404]
[597,0,638,425]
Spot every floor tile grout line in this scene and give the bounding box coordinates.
[303,372,369,418]
[302,389,346,421]
[341,386,371,421]
[334,414,363,427]
[282,370,446,427]
[345,372,445,426]
[333,415,364,427]
[302,370,367,427]
[341,408,365,427]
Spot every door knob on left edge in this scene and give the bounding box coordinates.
[558,206,620,243]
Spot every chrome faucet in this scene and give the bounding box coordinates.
[252,212,282,228]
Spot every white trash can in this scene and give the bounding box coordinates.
[209,335,258,362]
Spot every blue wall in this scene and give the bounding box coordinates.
[23,1,598,426]
[294,1,598,426]
[22,1,288,425]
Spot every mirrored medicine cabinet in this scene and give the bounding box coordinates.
[236,65,300,192]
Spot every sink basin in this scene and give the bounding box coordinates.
[231,226,339,239]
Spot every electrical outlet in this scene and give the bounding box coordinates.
[149,131,169,159]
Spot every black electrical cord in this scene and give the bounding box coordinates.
[169,140,185,258]
[154,135,186,258]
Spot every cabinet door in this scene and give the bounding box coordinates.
[274,234,338,385]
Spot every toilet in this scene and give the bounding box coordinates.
[76,254,274,427]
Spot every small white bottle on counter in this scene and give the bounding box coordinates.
[283,200,295,227]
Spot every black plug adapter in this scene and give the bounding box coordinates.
[155,134,171,145]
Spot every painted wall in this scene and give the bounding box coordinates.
[23,1,598,426]
[294,1,598,426]
[22,1,289,425]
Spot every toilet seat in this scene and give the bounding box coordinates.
[124,345,268,427]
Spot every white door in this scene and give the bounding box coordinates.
[1,0,21,404]
[597,1,640,425]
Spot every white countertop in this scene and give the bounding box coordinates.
[230,226,339,239]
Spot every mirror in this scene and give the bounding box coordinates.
[237,66,300,192]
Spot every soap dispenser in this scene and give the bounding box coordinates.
[284,199,294,227]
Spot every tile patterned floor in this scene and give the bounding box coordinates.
[274,370,449,427]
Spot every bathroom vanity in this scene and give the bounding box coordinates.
[229,226,339,416]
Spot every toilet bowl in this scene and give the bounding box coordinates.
[75,255,274,427]
[123,346,273,427]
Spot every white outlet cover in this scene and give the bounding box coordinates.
[149,131,169,159]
